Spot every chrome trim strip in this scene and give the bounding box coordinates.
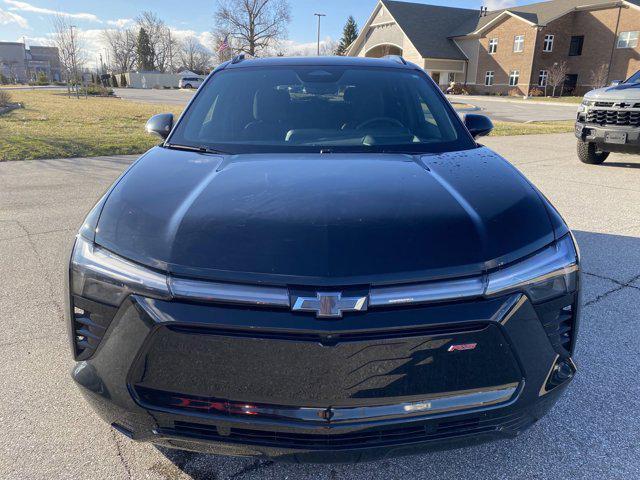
[369,277,485,307]
[169,278,290,307]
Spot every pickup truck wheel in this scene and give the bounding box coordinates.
[577,140,609,164]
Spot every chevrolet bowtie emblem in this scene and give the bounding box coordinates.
[292,292,368,318]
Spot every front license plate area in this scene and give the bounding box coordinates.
[605,131,627,144]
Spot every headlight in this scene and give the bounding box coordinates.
[581,99,593,106]
[485,235,578,303]
[70,236,170,307]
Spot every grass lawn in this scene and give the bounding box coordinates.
[526,96,582,104]
[492,120,575,136]
[0,90,183,161]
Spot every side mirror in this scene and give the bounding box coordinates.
[145,113,174,139]
[464,114,493,139]
[610,80,622,86]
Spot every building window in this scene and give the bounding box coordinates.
[538,70,548,87]
[485,71,494,86]
[489,38,498,54]
[513,35,524,52]
[509,70,520,86]
[617,31,638,49]
[543,34,554,52]
[448,72,456,83]
[569,35,584,56]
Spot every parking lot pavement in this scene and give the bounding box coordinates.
[451,95,578,122]
[114,87,195,105]
[1,134,639,479]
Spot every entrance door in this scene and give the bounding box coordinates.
[431,72,441,85]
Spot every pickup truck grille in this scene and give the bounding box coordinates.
[586,108,640,126]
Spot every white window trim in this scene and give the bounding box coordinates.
[485,70,495,86]
[543,34,554,52]
[538,70,548,87]
[617,31,639,49]
[509,70,520,86]
[513,35,525,53]
[489,38,498,54]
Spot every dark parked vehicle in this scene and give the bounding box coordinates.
[67,56,580,462]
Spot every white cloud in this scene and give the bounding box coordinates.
[281,36,337,56]
[485,0,517,10]
[4,0,101,22]
[107,18,132,28]
[0,6,28,28]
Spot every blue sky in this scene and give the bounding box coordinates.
[1,0,519,59]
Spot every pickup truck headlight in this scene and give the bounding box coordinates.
[70,236,170,307]
[485,235,579,303]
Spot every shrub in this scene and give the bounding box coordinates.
[508,88,522,97]
[0,73,8,85]
[528,87,544,97]
[0,89,12,107]
[80,84,114,96]
[35,71,49,85]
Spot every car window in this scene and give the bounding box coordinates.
[169,66,475,154]
[626,71,640,84]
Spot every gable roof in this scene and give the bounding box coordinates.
[380,0,478,60]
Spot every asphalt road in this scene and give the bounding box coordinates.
[114,88,578,123]
[450,95,579,122]
[1,134,639,479]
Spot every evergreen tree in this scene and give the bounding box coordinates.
[136,28,154,71]
[120,73,127,87]
[335,16,359,56]
[111,74,119,87]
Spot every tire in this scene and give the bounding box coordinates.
[577,140,609,165]
[184,84,192,89]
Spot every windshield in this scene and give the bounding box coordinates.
[168,65,475,154]
[625,70,640,84]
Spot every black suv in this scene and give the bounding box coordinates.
[67,56,580,462]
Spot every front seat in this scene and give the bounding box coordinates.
[342,86,385,130]
[244,88,291,141]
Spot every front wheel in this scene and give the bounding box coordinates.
[577,140,609,165]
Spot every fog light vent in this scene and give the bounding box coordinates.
[71,296,117,360]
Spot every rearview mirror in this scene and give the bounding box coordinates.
[145,113,174,139]
[464,114,493,139]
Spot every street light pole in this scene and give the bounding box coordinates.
[314,13,326,56]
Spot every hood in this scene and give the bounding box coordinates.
[94,147,555,286]
[584,82,640,102]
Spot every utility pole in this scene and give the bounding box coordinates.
[314,13,326,56]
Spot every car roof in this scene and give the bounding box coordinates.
[222,55,419,70]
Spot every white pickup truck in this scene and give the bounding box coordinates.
[575,70,640,164]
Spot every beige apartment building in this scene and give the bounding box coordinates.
[348,0,640,95]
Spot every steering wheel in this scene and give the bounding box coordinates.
[355,117,405,130]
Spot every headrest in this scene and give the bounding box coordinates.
[253,88,290,122]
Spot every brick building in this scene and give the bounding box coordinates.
[348,0,640,95]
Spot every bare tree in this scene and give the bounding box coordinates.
[590,64,609,90]
[213,0,291,56]
[102,28,138,73]
[135,11,177,72]
[51,14,85,94]
[547,61,568,97]
[179,36,212,73]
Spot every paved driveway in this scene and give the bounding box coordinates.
[1,134,639,479]
[450,95,579,122]
[115,87,195,106]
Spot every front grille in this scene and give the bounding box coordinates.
[162,413,529,450]
[586,108,640,126]
[71,296,117,360]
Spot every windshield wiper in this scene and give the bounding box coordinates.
[165,143,229,155]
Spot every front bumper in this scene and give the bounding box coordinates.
[71,290,578,462]
[575,121,640,153]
